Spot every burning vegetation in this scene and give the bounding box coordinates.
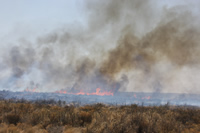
[55,88,114,96]
[0,0,200,132]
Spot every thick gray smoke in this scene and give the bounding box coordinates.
[0,0,200,93]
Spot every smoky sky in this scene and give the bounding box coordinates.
[0,0,200,93]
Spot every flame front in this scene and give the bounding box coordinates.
[56,88,114,96]
[24,88,38,93]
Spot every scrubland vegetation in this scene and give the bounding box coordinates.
[0,100,200,133]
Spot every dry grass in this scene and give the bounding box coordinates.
[0,100,200,133]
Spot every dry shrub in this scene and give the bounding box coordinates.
[16,122,32,130]
[175,109,200,125]
[0,123,8,133]
[49,112,59,124]
[7,124,20,133]
[46,124,64,133]
[5,113,20,125]
[29,111,42,125]
[23,126,48,133]
[80,105,95,113]
[0,100,200,132]
[64,127,83,133]
[78,111,92,126]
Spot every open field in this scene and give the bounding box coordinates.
[0,100,200,133]
[0,1,200,133]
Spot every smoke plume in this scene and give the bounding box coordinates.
[0,0,200,94]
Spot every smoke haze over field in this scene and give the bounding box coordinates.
[0,0,200,93]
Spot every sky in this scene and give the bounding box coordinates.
[0,0,199,40]
[0,0,194,38]
[0,0,90,43]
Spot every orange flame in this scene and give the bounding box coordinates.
[142,96,151,100]
[24,88,38,93]
[133,94,151,100]
[56,88,114,96]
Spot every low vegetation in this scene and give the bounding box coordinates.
[0,99,200,133]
